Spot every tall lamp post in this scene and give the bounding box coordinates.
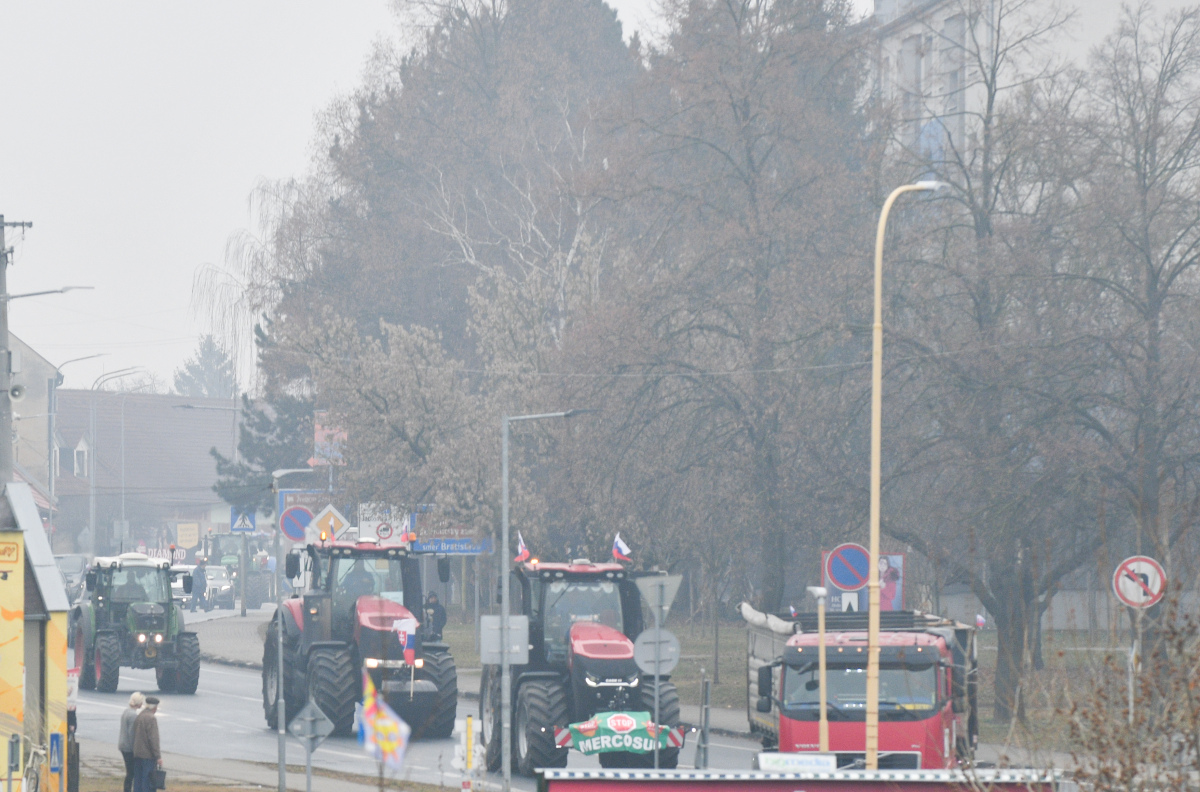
[500,409,593,792]
[865,181,945,769]
[271,467,312,792]
[46,354,105,539]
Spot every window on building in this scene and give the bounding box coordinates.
[73,439,88,478]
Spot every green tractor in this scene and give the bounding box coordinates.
[203,532,271,609]
[71,553,201,694]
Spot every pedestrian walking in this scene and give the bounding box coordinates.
[118,692,144,792]
[132,696,162,792]
[190,559,208,612]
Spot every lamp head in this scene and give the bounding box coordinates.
[914,180,948,191]
[806,585,828,599]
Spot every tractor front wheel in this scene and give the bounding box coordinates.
[599,678,682,769]
[480,666,502,772]
[77,625,96,691]
[308,647,359,736]
[174,634,201,694]
[515,679,569,776]
[94,633,121,693]
[155,665,177,692]
[412,650,457,739]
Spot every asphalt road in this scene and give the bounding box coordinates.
[76,662,763,789]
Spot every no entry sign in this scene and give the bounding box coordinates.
[825,543,870,592]
[1112,555,1166,609]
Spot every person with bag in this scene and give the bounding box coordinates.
[132,696,162,792]
[118,692,144,792]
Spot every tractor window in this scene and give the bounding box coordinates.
[109,567,169,603]
[542,579,623,661]
[332,556,405,613]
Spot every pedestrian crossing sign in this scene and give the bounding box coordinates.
[49,733,62,773]
[231,509,256,533]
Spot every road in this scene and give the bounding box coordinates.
[76,661,763,789]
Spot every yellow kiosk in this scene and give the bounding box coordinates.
[0,482,70,792]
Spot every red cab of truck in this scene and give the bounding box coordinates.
[745,608,978,770]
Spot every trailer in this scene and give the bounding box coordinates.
[537,768,1069,792]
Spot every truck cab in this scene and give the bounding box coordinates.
[746,608,977,769]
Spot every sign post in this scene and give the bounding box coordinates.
[634,574,682,769]
[49,733,63,792]
[1112,555,1166,725]
[288,699,335,792]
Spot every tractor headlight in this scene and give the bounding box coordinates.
[365,658,380,669]
[154,634,163,643]
[137,634,147,643]
[585,673,600,688]
[414,658,424,668]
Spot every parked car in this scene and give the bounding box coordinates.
[55,554,90,603]
[205,565,236,609]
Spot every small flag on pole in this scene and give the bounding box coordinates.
[514,532,530,563]
[612,533,632,562]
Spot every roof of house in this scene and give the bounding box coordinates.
[3,482,70,612]
[53,390,238,510]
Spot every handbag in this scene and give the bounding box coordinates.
[151,768,167,790]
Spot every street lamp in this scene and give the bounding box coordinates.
[89,367,142,555]
[500,409,594,792]
[47,354,105,540]
[865,180,945,769]
[271,467,312,792]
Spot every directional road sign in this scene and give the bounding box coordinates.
[288,699,335,752]
[635,574,683,623]
[313,505,349,539]
[1113,555,1166,609]
[280,506,314,543]
[825,543,870,592]
[634,629,681,675]
[230,509,256,534]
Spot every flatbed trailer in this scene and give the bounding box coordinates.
[537,768,1071,792]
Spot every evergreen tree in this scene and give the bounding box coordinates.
[211,393,314,515]
[174,335,235,399]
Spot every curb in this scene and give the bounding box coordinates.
[201,653,262,670]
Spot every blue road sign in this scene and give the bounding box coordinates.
[280,507,313,543]
[49,732,62,773]
[412,537,495,555]
[230,509,256,533]
[825,542,870,592]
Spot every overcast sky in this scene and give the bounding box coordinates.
[0,0,1178,392]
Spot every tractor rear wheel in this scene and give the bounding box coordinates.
[77,625,96,691]
[263,624,299,729]
[480,666,502,772]
[174,634,201,694]
[515,678,569,776]
[411,650,457,739]
[244,576,269,610]
[156,664,177,692]
[598,678,682,769]
[95,633,121,693]
[308,647,359,736]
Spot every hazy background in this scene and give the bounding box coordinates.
[0,0,1178,390]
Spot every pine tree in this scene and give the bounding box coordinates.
[173,336,235,399]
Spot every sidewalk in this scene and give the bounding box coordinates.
[192,608,274,668]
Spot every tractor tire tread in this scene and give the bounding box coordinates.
[412,650,457,739]
[516,678,570,776]
[174,633,201,694]
[95,633,121,693]
[309,647,359,737]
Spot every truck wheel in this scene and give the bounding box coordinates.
[599,678,682,769]
[77,625,96,691]
[480,666,502,772]
[515,679,569,776]
[412,650,457,739]
[174,634,201,694]
[263,625,299,729]
[308,647,359,736]
[95,633,121,693]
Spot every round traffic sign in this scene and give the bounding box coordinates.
[633,629,681,676]
[376,523,393,540]
[1112,555,1166,609]
[280,506,313,543]
[825,543,870,592]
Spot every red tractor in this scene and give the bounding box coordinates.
[262,538,457,738]
[480,559,682,776]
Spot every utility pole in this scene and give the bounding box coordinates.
[0,216,33,487]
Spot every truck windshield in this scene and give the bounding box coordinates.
[543,579,624,660]
[783,663,938,717]
[109,568,169,603]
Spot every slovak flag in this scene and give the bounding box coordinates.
[612,533,633,562]
[393,618,418,666]
[514,532,530,563]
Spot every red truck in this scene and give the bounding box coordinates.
[743,606,978,770]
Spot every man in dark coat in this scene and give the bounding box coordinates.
[190,560,208,612]
[424,592,447,640]
[131,696,162,792]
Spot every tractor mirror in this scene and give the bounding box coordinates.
[757,665,774,699]
[437,557,451,583]
[85,570,96,591]
[285,552,300,580]
[756,696,772,713]
[182,575,193,595]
